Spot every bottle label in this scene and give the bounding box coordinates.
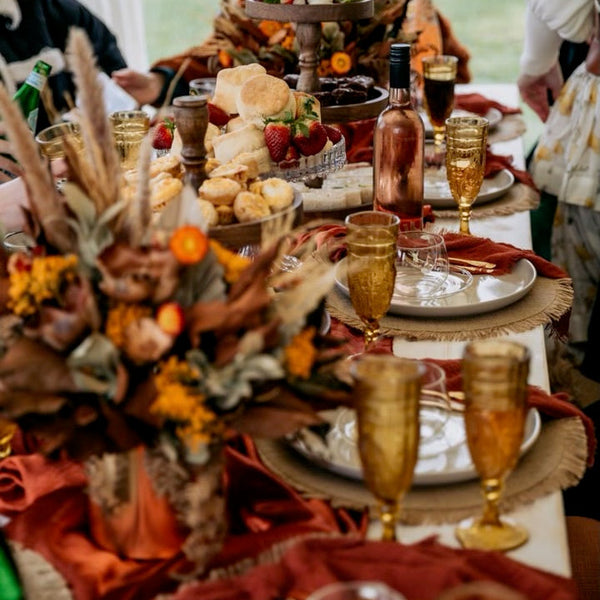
[24,71,46,92]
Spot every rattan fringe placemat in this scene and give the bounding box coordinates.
[326,276,573,342]
[256,417,587,526]
[433,183,539,220]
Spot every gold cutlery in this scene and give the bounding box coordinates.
[448,257,497,269]
[451,264,496,275]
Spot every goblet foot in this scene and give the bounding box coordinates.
[455,516,529,551]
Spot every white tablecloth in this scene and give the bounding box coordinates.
[389,83,571,578]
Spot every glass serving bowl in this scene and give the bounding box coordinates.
[262,138,347,182]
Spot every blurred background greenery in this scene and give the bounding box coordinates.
[142,0,542,152]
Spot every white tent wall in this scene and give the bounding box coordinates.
[79,0,149,70]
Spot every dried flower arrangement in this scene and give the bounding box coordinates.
[0,29,352,568]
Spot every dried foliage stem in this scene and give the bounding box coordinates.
[0,84,72,251]
[66,28,121,212]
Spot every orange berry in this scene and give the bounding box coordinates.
[169,226,209,264]
[156,302,185,336]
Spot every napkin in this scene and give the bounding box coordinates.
[0,451,87,517]
[485,149,538,189]
[442,232,569,278]
[455,92,521,116]
[166,536,578,600]
[1,435,366,600]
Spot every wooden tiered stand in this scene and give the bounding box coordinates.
[244,0,388,123]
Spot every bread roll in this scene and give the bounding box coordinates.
[254,177,294,212]
[232,148,272,176]
[211,123,267,165]
[215,205,235,225]
[197,198,219,227]
[237,75,295,128]
[211,64,267,115]
[198,177,242,206]
[233,191,271,222]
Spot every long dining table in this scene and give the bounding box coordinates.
[392,82,571,577]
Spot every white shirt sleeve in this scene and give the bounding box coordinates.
[519,0,595,77]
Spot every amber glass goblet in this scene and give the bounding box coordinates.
[345,211,399,353]
[351,355,423,542]
[445,116,488,235]
[422,55,458,155]
[109,109,150,170]
[456,340,530,551]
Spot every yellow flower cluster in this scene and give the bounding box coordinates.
[151,356,221,452]
[209,240,252,284]
[284,326,317,380]
[105,303,153,348]
[8,254,78,317]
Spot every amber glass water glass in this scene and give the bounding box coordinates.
[109,110,150,170]
[456,340,530,551]
[345,211,399,352]
[351,355,423,542]
[445,116,488,235]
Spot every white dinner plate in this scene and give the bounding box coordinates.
[422,107,503,138]
[288,406,541,486]
[335,258,537,318]
[424,167,515,209]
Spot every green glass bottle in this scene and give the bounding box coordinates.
[0,534,23,600]
[12,59,52,133]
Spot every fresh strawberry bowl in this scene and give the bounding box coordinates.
[208,192,303,250]
[262,137,346,182]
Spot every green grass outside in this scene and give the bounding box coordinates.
[142,0,543,151]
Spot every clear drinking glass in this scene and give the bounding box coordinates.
[36,121,83,161]
[307,581,407,600]
[109,109,150,170]
[455,339,530,551]
[422,55,458,155]
[445,116,488,235]
[395,230,449,299]
[351,355,423,542]
[345,211,399,352]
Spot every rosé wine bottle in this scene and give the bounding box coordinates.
[373,43,425,231]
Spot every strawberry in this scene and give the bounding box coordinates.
[279,144,300,169]
[152,118,175,150]
[208,102,231,127]
[323,124,343,144]
[292,120,328,156]
[264,121,292,163]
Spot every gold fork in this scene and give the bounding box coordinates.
[448,257,497,269]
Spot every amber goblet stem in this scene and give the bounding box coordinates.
[480,477,504,526]
[379,501,401,541]
[458,200,473,235]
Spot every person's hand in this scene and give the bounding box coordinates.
[586,36,600,76]
[517,63,563,122]
[111,69,165,106]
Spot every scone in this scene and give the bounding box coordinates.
[150,176,183,212]
[211,64,267,115]
[231,148,272,176]
[198,177,242,206]
[233,191,271,223]
[254,177,294,212]
[149,154,183,179]
[211,123,267,165]
[226,116,246,133]
[208,161,251,184]
[236,75,296,128]
[197,198,219,228]
[293,91,321,121]
[215,204,235,225]
[204,122,220,155]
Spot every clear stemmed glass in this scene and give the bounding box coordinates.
[345,211,399,353]
[307,581,407,600]
[422,55,458,156]
[395,231,449,300]
[455,339,530,551]
[445,116,488,235]
[351,355,424,542]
